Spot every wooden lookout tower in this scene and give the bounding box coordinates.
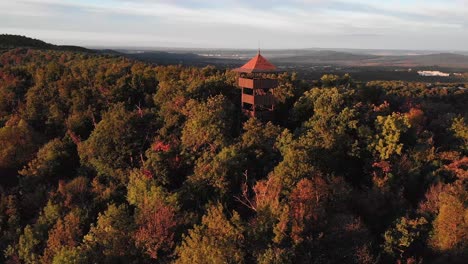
[233,52,281,120]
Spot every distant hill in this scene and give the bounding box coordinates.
[0,34,93,53]
[273,50,378,63]
[124,50,213,66]
[270,50,468,69]
[381,53,468,68]
[3,34,466,69]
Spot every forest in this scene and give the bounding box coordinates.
[0,47,467,264]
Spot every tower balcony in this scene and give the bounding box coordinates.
[242,109,274,119]
[238,77,278,89]
[242,94,277,106]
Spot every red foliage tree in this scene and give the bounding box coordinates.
[289,177,329,244]
[41,212,82,263]
[134,202,177,259]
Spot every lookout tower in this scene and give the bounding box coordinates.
[233,52,281,120]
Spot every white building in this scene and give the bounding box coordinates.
[417,71,450,77]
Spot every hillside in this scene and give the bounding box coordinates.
[0,47,467,263]
[0,34,93,53]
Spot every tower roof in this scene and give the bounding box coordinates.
[233,53,279,73]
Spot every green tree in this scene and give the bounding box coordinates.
[451,116,468,152]
[175,203,245,264]
[19,137,78,182]
[189,145,246,199]
[384,216,429,258]
[18,225,41,264]
[52,247,87,264]
[371,113,411,160]
[126,169,177,209]
[83,203,136,263]
[79,103,156,176]
[181,95,234,153]
[0,195,21,262]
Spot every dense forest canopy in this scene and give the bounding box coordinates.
[0,47,467,264]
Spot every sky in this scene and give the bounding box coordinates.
[1,0,468,50]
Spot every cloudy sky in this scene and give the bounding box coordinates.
[1,0,467,50]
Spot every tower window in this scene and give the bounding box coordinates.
[243,88,253,95]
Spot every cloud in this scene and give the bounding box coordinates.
[0,0,467,50]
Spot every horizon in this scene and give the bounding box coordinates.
[4,33,468,55]
[86,45,468,54]
[1,0,468,51]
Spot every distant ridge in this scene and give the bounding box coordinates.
[0,34,93,53]
[274,50,378,63]
[271,50,468,68]
[3,34,467,69]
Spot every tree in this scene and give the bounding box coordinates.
[256,247,293,264]
[83,203,136,263]
[430,193,467,252]
[16,200,62,264]
[289,177,329,245]
[56,176,92,209]
[0,67,32,120]
[134,202,176,260]
[52,247,87,264]
[18,225,41,264]
[78,103,156,176]
[451,117,468,152]
[181,95,234,153]
[371,112,411,160]
[126,169,176,209]
[320,74,340,87]
[291,87,352,125]
[127,170,178,259]
[240,118,282,177]
[0,118,41,169]
[384,216,429,259]
[22,80,67,135]
[272,140,316,191]
[190,145,246,198]
[0,195,21,263]
[19,137,78,182]
[41,212,83,264]
[175,203,245,264]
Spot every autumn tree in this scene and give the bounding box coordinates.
[288,177,329,245]
[41,211,83,263]
[175,203,245,264]
[429,193,467,252]
[0,117,41,169]
[127,170,178,260]
[134,202,176,260]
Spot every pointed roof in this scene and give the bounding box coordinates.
[234,53,279,73]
